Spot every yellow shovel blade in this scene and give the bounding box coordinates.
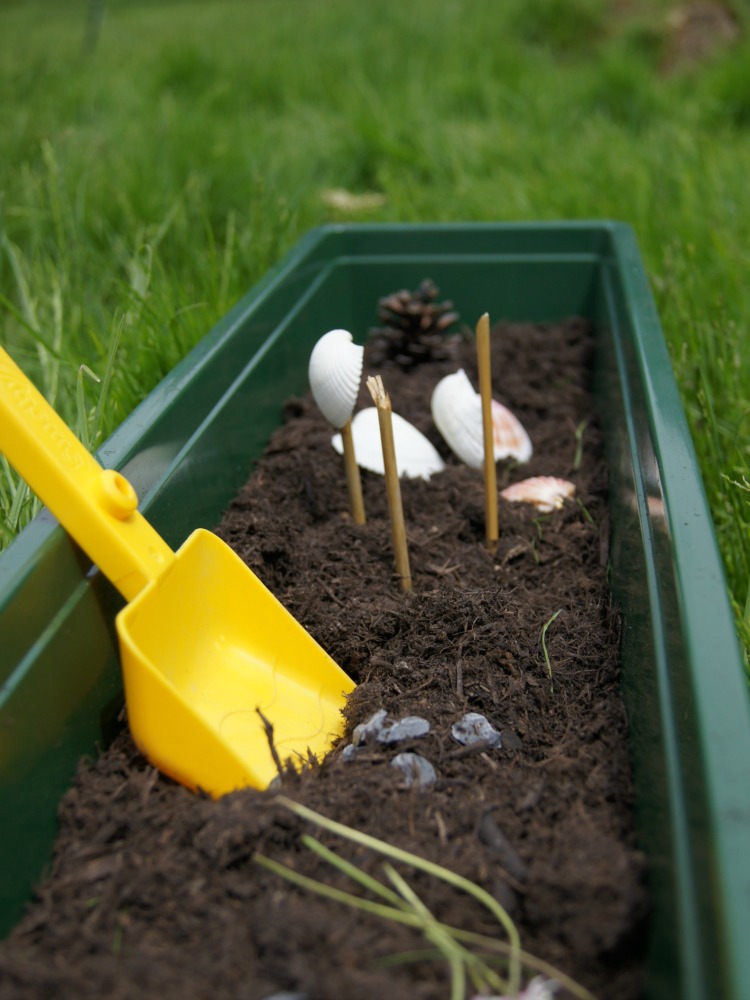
[117,529,355,797]
[0,345,355,797]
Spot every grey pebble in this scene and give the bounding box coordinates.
[352,708,388,745]
[451,712,502,749]
[391,752,437,788]
[352,709,430,747]
[261,994,309,1000]
[377,715,431,744]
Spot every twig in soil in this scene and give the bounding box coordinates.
[366,375,412,591]
[541,609,563,695]
[402,675,440,698]
[476,312,499,550]
[139,767,160,806]
[255,708,285,779]
[434,810,449,846]
[321,580,346,607]
[426,558,463,578]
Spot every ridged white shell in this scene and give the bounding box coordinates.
[430,369,532,468]
[308,329,364,429]
[500,476,576,513]
[331,407,445,481]
[492,399,533,463]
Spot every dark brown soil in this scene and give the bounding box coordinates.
[0,318,648,999]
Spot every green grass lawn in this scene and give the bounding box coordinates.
[1,0,749,650]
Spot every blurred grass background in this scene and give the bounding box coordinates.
[1,0,749,650]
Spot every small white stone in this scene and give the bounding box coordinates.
[451,712,502,749]
[391,752,437,788]
[352,708,388,746]
[377,716,431,744]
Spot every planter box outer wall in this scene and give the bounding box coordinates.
[1,223,749,1000]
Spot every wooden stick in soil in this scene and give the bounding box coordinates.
[366,375,412,592]
[476,312,498,550]
[339,417,366,524]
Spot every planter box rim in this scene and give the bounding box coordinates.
[1,221,748,1000]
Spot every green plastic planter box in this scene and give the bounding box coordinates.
[1,223,749,998]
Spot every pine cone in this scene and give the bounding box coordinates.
[367,279,461,370]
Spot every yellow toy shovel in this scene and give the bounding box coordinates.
[0,346,355,796]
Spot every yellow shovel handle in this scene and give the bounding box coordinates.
[0,346,173,601]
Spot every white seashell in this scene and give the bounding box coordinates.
[331,407,445,481]
[431,370,484,468]
[431,369,532,468]
[308,328,364,429]
[500,476,576,513]
[492,399,533,463]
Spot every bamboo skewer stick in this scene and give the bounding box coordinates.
[339,417,366,525]
[308,328,367,526]
[476,312,499,550]
[366,375,412,592]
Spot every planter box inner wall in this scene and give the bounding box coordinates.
[0,223,748,1000]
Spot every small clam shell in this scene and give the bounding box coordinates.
[331,407,445,481]
[500,476,576,513]
[431,369,532,468]
[308,328,364,429]
[492,400,533,463]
